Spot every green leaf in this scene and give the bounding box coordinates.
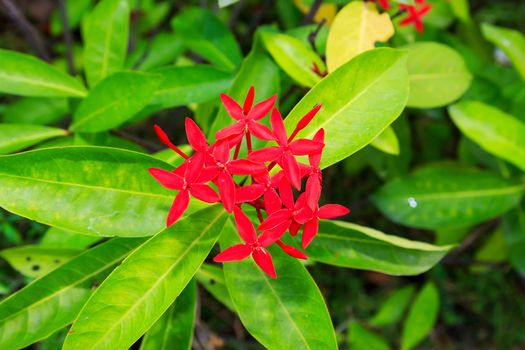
[126,33,185,71]
[196,263,235,311]
[372,164,524,230]
[284,48,408,168]
[140,279,196,350]
[171,8,242,72]
[369,285,415,327]
[404,42,472,108]
[0,147,207,237]
[0,238,143,349]
[261,32,325,87]
[0,245,80,278]
[348,321,389,350]
[208,46,280,140]
[63,205,228,350]
[0,124,67,155]
[502,209,525,276]
[50,0,93,35]
[40,227,100,250]
[326,1,394,72]
[449,101,525,172]
[218,0,239,8]
[3,97,68,125]
[71,72,161,132]
[401,282,439,350]
[482,23,525,80]
[84,0,129,87]
[370,126,400,156]
[298,220,450,275]
[472,229,507,273]
[0,49,87,97]
[220,219,338,350]
[151,66,232,109]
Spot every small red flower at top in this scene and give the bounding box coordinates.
[399,0,432,33]
[149,87,349,278]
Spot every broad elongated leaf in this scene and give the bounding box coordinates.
[348,321,389,350]
[40,227,100,249]
[0,124,67,155]
[401,282,439,350]
[284,48,408,168]
[370,126,400,155]
[63,205,228,350]
[372,164,524,230]
[220,220,338,350]
[326,1,394,72]
[196,263,234,311]
[84,0,129,87]
[482,23,525,80]
[0,245,80,278]
[298,220,450,275]
[503,209,525,276]
[404,42,472,108]
[261,32,325,87]
[50,0,93,35]
[0,238,143,350]
[0,49,86,97]
[140,279,196,350]
[151,66,232,108]
[449,101,525,172]
[171,8,242,72]
[369,285,415,327]
[3,97,68,125]
[0,147,207,237]
[71,72,160,132]
[126,33,184,70]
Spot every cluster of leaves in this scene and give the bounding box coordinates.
[0,0,524,349]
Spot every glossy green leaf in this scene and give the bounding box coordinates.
[326,1,394,72]
[196,263,234,311]
[370,126,400,155]
[286,24,329,55]
[284,48,408,168]
[0,49,86,97]
[126,33,184,71]
[63,205,228,350]
[373,164,524,230]
[218,0,239,7]
[299,220,450,275]
[140,279,196,350]
[0,124,67,155]
[449,101,525,172]
[151,66,232,109]
[482,23,525,80]
[220,219,338,350]
[71,72,160,132]
[404,42,472,108]
[84,0,129,87]
[0,245,80,278]
[0,238,143,349]
[472,229,507,273]
[3,97,68,125]
[171,8,242,72]
[348,321,389,350]
[40,227,100,250]
[261,32,325,87]
[208,46,280,139]
[503,209,525,276]
[0,147,208,237]
[401,282,439,350]
[50,0,93,35]
[369,285,415,327]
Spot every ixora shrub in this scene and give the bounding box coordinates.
[0,0,525,348]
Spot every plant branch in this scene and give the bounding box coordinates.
[308,18,326,56]
[301,0,322,25]
[57,0,76,75]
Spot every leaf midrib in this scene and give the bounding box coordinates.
[0,129,66,150]
[0,71,85,97]
[384,183,525,201]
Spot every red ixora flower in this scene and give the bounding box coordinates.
[149,86,349,278]
[375,0,390,10]
[399,0,432,33]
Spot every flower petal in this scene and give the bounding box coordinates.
[243,86,255,115]
[281,151,302,190]
[306,175,322,210]
[278,176,294,209]
[258,221,290,246]
[264,188,282,214]
[247,120,274,140]
[184,152,205,183]
[185,117,208,152]
[270,108,288,146]
[289,139,324,156]
[148,168,184,190]
[295,104,321,134]
[258,209,290,231]
[318,204,350,219]
[276,241,308,259]
[248,147,282,163]
[228,159,266,175]
[252,248,276,279]
[233,206,257,244]
[190,184,220,203]
[213,244,253,262]
[217,171,236,213]
[215,121,245,141]
[309,128,324,167]
[249,94,276,121]
[302,216,319,249]
[236,184,265,203]
[220,93,244,120]
[167,189,190,226]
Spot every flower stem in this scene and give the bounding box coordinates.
[246,132,253,154]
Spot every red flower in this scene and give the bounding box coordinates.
[375,0,390,10]
[399,0,432,32]
[149,154,219,226]
[216,86,276,142]
[249,109,324,190]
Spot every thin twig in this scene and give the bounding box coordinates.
[301,0,322,25]
[0,0,51,61]
[57,0,76,75]
[246,0,272,42]
[308,18,326,56]
[111,130,162,152]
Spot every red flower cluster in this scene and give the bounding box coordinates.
[375,0,432,33]
[149,87,349,278]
